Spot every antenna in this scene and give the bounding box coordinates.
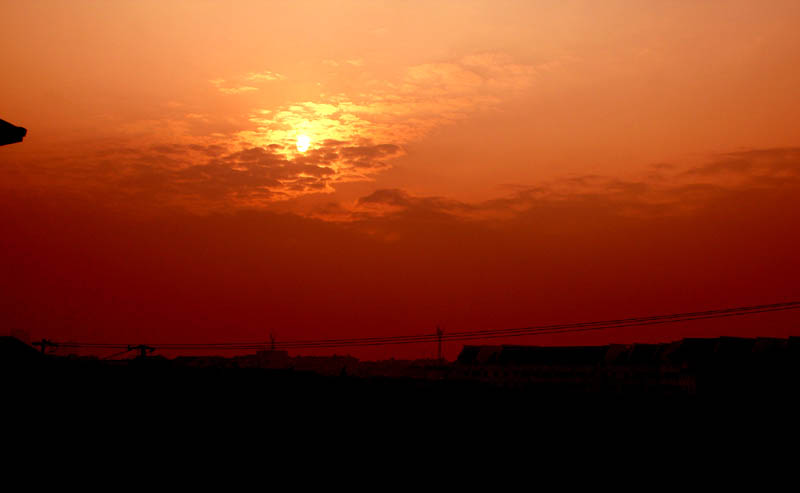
[32,339,58,354]
[436,325,444,362]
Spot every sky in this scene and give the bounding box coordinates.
[1,1,799,359]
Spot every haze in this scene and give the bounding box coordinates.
[1,1,799,358]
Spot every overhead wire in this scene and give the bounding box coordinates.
[51,301,800,355]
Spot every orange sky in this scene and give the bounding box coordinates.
[1,1,799,358]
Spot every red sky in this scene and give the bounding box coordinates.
[1,1,799,359]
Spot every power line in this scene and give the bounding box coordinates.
[51,301,800,354]
[102,348,135,360]
[160,301,800,348]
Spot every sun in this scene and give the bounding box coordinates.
[296,134,311,153]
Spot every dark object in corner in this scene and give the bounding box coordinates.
[0,118,27,146]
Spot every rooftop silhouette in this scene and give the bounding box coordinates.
[0,118,27,146]
[3,335,799,401]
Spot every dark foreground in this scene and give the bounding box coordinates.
[5,335,799,408]
[5,337,800,457]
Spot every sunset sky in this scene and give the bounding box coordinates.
[2,1,799,359]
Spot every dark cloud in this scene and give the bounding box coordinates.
[339,143,402,168]
[356,189,468,219]
[350,147,800,228]
[685,147,800,177]
[4,138,405,208]
[189,144,227,157]
[358,189,413,207]
[4,141,798,222]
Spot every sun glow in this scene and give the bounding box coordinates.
[296,134,311,152]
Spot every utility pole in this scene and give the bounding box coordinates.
[128,344,155,359]
[270,332,276,351]
[436,326,444,362]
[32,339,58,354]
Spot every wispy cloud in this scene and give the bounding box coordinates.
[11,53,547,206]
[244,70,285,82]
[242,53,541,150]
[100,52,546,204]
[18,53,797,217]
[210,69,285,94]
[306,146,800,224]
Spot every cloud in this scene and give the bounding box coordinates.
[15,53,795,216]
[218,86,259,95]
[2,53,550,207]
[240,53,541,154]
[210,69,285,94]
[6,127,798,221]
[204,53,545,202]
[244,71,285,82]
[4,137,408,210]
[355,189,468,218]
[333,146,800,226]
[685,147,800,180]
